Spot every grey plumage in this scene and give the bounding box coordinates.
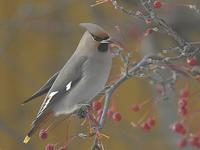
[23,23,114,143]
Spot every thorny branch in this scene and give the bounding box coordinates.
[91,0,200,149]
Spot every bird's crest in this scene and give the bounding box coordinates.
[80,23,109,41]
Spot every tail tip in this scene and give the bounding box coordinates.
[23,136,31,144]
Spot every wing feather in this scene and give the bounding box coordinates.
[22,71,59,105]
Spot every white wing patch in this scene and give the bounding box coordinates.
[49,91,59,97]
[38,91,58,116]
[66,81,72,91]
[37,81,72,117]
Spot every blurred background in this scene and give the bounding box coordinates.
[1,0,200,149]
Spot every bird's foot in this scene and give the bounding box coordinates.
[76,104,91,119]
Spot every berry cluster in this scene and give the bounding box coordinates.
[130,101,156,132]
[92,101,122,122]
[141,117,156,131]
[39,130,68,150]
[177,134,200,149]
[170,86,200,149]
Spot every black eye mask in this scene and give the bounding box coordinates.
[98,43,109,52]
[90,33,109,42]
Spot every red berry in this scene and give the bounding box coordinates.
[112,112,122,122]
[153,0,162,9]
[187,57,198,66]
[147,117,156,127]
[92,101,101,111]
[179,88,189,98]
[171,122,186,135]
[131,104,141,112]
[189,134,200,147]
[45,144,55,150]
[39,129,48,140]
[141,122,151,131]
[177,138,187,148]
[58,146,67,150]
[107,109,113,118]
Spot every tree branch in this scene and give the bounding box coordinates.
[91,1,200,149]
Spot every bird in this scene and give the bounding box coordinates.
[23,23,115,144]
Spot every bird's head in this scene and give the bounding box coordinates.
[79,23,116,53]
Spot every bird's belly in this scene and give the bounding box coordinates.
[53,57,112,116]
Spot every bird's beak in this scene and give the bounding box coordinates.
[100,38,122,47]
[101,37,124,54]
[100,37,124,55]
[101,38,122,48]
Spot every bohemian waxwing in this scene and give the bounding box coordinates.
[23,23,114,143]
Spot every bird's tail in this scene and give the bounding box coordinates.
[23,112,70,144]
[23,111,53,144]
[23,124,39,143]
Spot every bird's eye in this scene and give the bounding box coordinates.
[90,33,109,42]
[98,43,108,52]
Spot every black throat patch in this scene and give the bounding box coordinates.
[98,43,108,52]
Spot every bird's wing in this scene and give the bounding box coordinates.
[21,71,59,105]
[34,56,88,123]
